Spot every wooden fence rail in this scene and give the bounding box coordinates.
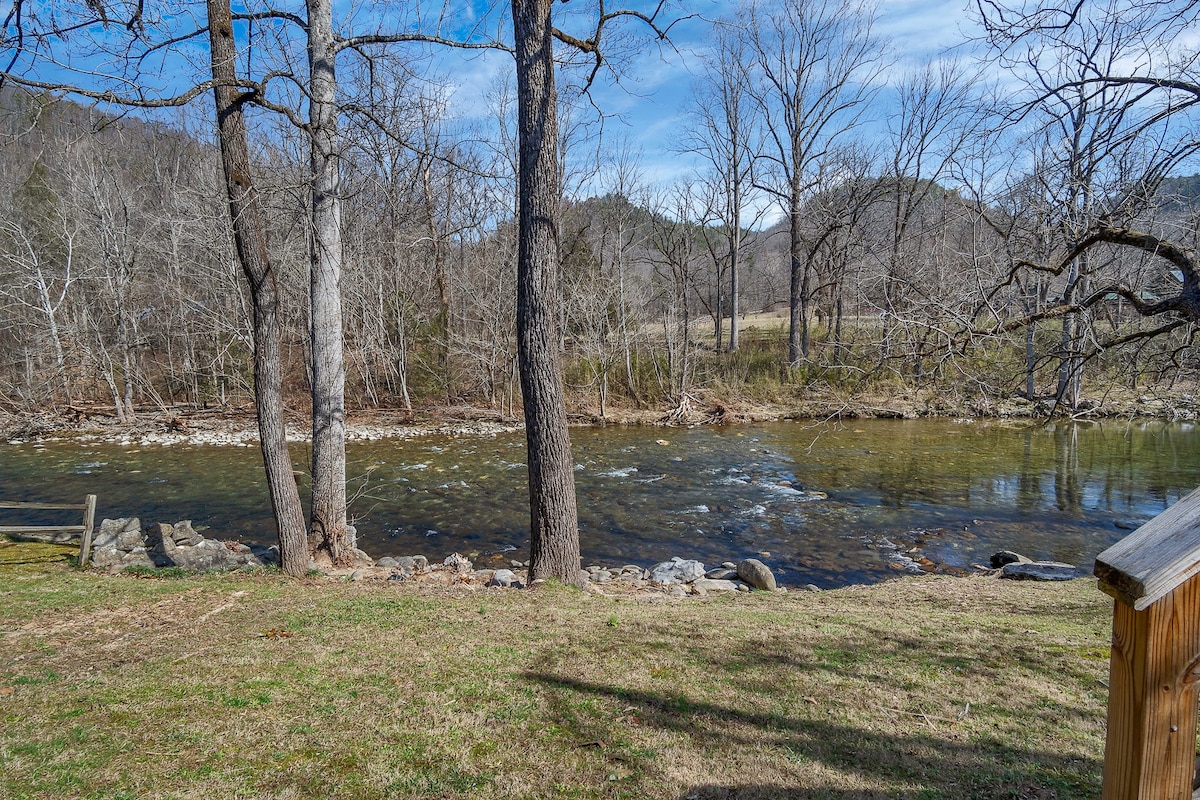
[0,496,98,567]
[1095,485,1200,799]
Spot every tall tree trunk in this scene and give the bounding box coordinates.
[788,219,809,365]
[307,0,350,565]
[206,0,309,577]
[33,268,71,402]
[512,0,582,586]
[714,254,724,350]
[728,224,740,353]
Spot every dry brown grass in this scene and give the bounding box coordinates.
[1,541,1114,799]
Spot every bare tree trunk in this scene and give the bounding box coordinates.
[116,299,136,419]
[32,268,71,402]
[207,0,309,577]
[729,222,740,353]
[1026,320,1037,398]
[512,0,582,586]
[788,219,809,364]
[714,253,724,350]
[307,0,350,565]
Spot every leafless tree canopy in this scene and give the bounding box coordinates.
[0,0,1197,434]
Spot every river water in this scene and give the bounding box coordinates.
[2,419,1197,587]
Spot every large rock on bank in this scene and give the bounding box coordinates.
[999,561,1078,581]
[737,558,777,591]
[89,517,279,571]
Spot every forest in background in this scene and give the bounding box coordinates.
[2,0,1199,423]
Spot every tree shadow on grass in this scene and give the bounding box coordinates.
[524,671,1100,800]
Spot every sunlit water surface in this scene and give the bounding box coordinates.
[2,419,1197,587]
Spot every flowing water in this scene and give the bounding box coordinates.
[2,418,1197,587]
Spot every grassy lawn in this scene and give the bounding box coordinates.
[1,540,1114,799]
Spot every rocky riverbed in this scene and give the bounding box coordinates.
[85,516,1082,597]
[3,384,1199,449]
[86,516,795,595]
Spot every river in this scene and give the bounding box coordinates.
[2,418,1197,587]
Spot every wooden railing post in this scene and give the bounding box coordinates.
[78,494,97,568]
[1096,485,1200,800]
[1101,580,1200,798]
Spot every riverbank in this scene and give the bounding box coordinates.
[3,381,1198,447]
[1,543,1111,799]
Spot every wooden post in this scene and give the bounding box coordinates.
[78,494,97,568]
[1096,485,1200,800]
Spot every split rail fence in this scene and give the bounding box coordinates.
[0,496,98,566]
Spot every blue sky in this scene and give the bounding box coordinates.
[8,0,986,211]
[426,0,987,216]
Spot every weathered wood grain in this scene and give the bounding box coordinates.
[1095,486,1200,611]
[1102,579,1200,799]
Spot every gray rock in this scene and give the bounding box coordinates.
[667,585,688,599]
[704,568,738,580]
[649,558,706,585]
[120,549,155,569]
[249,545,280,567]
[737,558,777,591]
[722,561,737,570]
[487,569,520,588]
[94,517,138,551]
[350,569,365,581]
[410,555,429,572]
[804,584,821,593]
[170,521,204,547]
[589,569,613,583]
[90,546,121,568]
[692,578,741,592]
[1000,561,1078,581]
[649,561,681,585]
[444,553,473,573]
[674,558,706,582]
[108,518,143,551]
[377,557,399,568]
[989,550,1032,569]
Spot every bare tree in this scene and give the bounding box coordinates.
[683,22,760,352]
[206,0,309,576]
[744,0,888,365]
[975,0,1200,373]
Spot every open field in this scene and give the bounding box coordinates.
[2,540,1116,799]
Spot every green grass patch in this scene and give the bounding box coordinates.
[0,558,1121,799]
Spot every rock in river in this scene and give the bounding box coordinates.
[989,550,1032,569]
[1000,561,1078,581]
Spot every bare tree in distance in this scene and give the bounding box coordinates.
[744,0,889,365]
[682,22,762,353]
